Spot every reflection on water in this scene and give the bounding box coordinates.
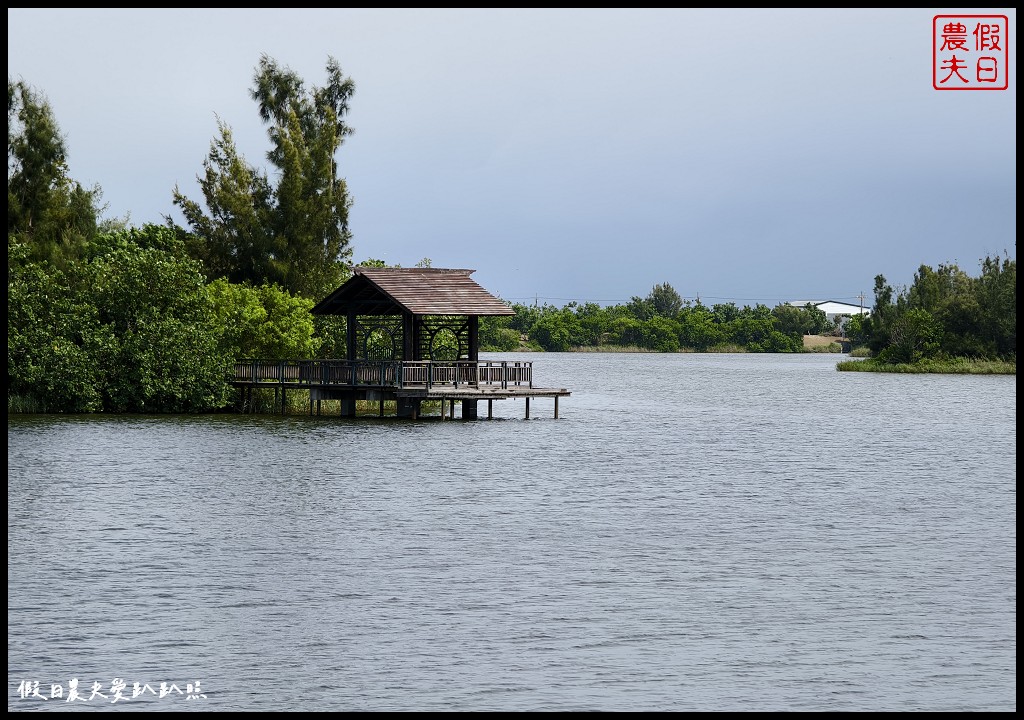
[7,353,1016,711]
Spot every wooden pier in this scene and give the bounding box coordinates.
[229,267,571,419]
[231,358,569,419]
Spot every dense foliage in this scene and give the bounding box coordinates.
[8,223,330,412]
[844,257,1015,366]
[9,226,229,412]
[479,288,837,354]
[207,278,322,361]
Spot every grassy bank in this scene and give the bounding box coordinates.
[802,342,844,353]
[836,357,1016,374]
[8,394,45,413]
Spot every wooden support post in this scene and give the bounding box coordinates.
[341,396,356,418]
[440,398,446,421]
[450,399,456,419]
[468,315,479,361]
[346,309,357,360]
[281,388,286,415]
[488,399,493,419]
[554,396,559,419]
[397,398,415,418]
[403,312,415,364]
[463,399,477,420]
[525,397,530,420]
[379,399,385,417]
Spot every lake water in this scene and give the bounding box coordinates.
[7,352,1016,711]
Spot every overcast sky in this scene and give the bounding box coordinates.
[8,8,1017,307]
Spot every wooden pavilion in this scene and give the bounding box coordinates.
[231,267,571,420]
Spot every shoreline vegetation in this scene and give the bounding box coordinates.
[505,340,846,354]
[496,343,1015,375]
[836,358,1015,374]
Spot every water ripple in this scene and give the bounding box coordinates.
[8,353,1016,711]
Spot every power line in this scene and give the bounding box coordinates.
[502,296,631,304]
[500,293,871,306]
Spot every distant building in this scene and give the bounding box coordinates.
[786,300,870,329]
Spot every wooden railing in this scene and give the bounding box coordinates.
[232,360,533,389]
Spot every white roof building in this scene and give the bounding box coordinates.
[787,300,869,324]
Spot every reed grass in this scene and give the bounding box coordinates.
[836,357,1015,374]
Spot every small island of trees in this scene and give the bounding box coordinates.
[837,257,1015,374]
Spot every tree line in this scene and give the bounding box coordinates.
[479,283,840,353]
[480,259,1015,361]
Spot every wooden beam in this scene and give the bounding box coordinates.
[413,316,423,361]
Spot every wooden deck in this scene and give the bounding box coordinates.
[231,359,571,419]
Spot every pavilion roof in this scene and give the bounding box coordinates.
[311,267,515,316]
